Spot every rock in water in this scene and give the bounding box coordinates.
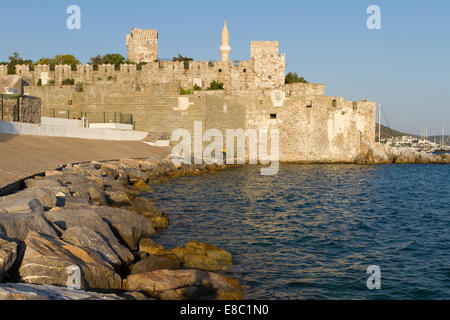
[172,241,233,272]
[123,269,243,300]
[0,238,18,281]
[130,255,181,275]
[19,231,122,292]
[130,197,170,229]
[0,283,123,300]
[139,238,165,255]
[184,241,233,265]
[104,189,131,207]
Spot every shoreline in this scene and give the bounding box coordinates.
[0,156,244,300]
[1,153,449,300]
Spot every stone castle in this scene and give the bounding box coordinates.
[1,20,376,162]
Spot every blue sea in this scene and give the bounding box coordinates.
[150,164,450,300]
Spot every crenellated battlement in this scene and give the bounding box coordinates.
[15,54,283,91]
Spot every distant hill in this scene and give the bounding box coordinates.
[376,123,449,145]
[376,124,413,139]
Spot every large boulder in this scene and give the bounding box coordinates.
[91,207,155,250]
[104,189,131,207]
[137,240,233,272]
[0,283,123,300]
[139,238,165,255]
[56,196,91,210]
[130,197,170,229]
[24,176,62,190]
[50,174,108,206]
[19,231,122,292]
[0,188,59,210]
[44,209,133,265]
[0,198,43,215]
[62,227,122,269]
[0,212,58,243]
[184,241,233,266]
[130,255,180,275]
[171,241,233,272]
[0,238,18,281]
[123,269,243,300]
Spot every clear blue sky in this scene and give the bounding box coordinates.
[0,0,449,135]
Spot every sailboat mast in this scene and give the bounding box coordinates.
[378,104,381,143]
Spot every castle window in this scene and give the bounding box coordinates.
[332,99,337,108]
[218,69,222,73]
[243,69,246,73]
[268,75,272,79]
[306,101,313,108]
[270,114,277,119]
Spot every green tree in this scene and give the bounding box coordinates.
[34,57,52,65]
[172,54,193,62]
[90,54,127,65]
[51,54,80,65]
[285,72,308,84]
[102,54,125,65]
[3,52,33,74]
[90,55,103,65]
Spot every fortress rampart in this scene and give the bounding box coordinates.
[10,22,376,162]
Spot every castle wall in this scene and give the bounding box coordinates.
[26,82,375,162]
[15,59,277,92]
[245,93,375,162]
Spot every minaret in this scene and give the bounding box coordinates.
[220,19,231,61]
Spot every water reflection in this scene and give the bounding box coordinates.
[150,164,450,299]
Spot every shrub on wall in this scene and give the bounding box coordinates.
[37,79,42,86]
[61,78,75,85]
[180,87,194,95]
[207,80,224,90]
[194,84,202,91]
[48,80,55,86]
[285,72,308,84]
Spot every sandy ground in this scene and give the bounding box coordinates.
[0,134,170,189]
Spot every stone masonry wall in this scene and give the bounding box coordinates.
[245,93,375,162]
[13,38,286,93]
[26,82,375,162]
[126,28,159,63]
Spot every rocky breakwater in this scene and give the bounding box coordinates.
[0,157,243,300]
[358,145,450,164]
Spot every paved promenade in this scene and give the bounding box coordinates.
[0,134,170,189]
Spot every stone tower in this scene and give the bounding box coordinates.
[126,28,159,63]
[219,19,231,62]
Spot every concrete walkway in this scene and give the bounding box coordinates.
[0,134,170,190]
